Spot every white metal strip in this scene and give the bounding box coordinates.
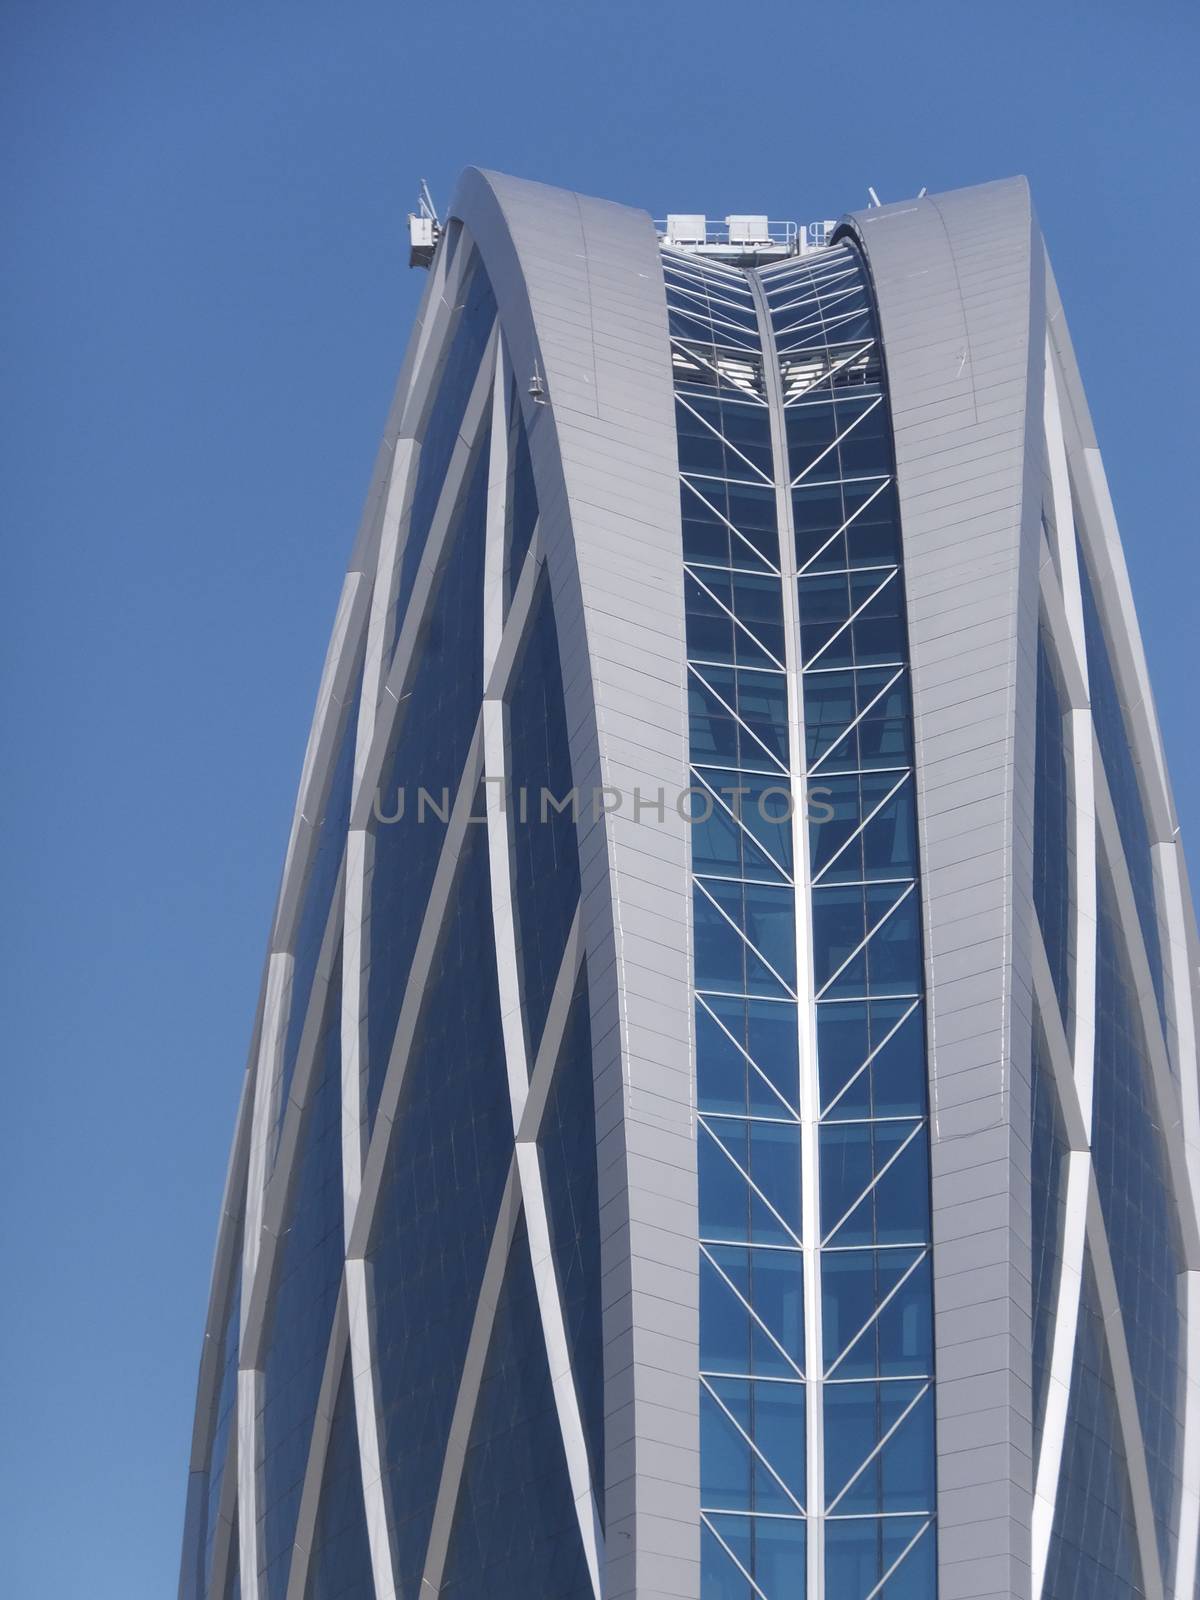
[346,1256,396,1600]
[746,265,825,1597]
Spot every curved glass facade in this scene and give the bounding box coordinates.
[1078,544,1167,1045]
[305,1359,375,1599]
[368,819,514,1593]
[509,578,581,1062]
[257,968,346,1596]
[1092,864,1185,1577]
[388,254,497,666]
[1045,1252,1146,1599]
[668,238,937,1597]
[440,1213,593,1597]
[181,174,1197,1600]
[272,669,361,1171]
[365,426,490,1133]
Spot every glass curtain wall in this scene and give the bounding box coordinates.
[666,236,938,1599]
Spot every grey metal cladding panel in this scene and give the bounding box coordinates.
[850,179,1043,1598]
[452,170,697,1600]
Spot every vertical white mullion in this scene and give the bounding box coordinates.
[345,1256,396,1600]
[747,269,824,1594]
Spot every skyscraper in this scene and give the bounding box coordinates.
[178,170,1200,1600]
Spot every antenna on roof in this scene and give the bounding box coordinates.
[408,180,441,270]
[867,186,882,208]
[917,186,928,199]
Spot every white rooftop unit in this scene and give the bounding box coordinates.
[665,213,707,246]
[725,214,771,246]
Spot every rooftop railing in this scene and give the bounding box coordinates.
[655,214,838,259]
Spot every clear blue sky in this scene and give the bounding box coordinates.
[1,1,1195,1593]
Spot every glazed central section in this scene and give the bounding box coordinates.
[665,242,937,1597]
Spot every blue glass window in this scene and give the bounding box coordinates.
[273,663,361,1168]
[694,879,796,997]
[508,579,581,1065]
[390,257,496,661]
[817,1000,925,1122]
[1078,542,1166,1042]
[365,432,489,1130]
[1045,1251,1146,1599]
[701,1243,805,1377]
[689,664,790,773]
[822,1250,932,1379]
[824,1381,935,1515]
[676,240,937,1592]
[702,1514,805,1597]
[505,378,538,604]
[809,771,914,884]
[1034,625,1072,1027]
[223,1513,241,1600]
[812,883,921,998]
[304,1358,374,1599]
[701,1376,806,1512]
[439,1215,593,1599]
[1092,866,1184,1576]
[682,479,780,572]
[793,478,899,573]
[258,968,346,1599]
[368,820,513,1596]
[804,667,911,773]
[820,1120,930,1247]
[686,569,786,668]
[824,1515,935,1599]
[696,995,799,1117]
